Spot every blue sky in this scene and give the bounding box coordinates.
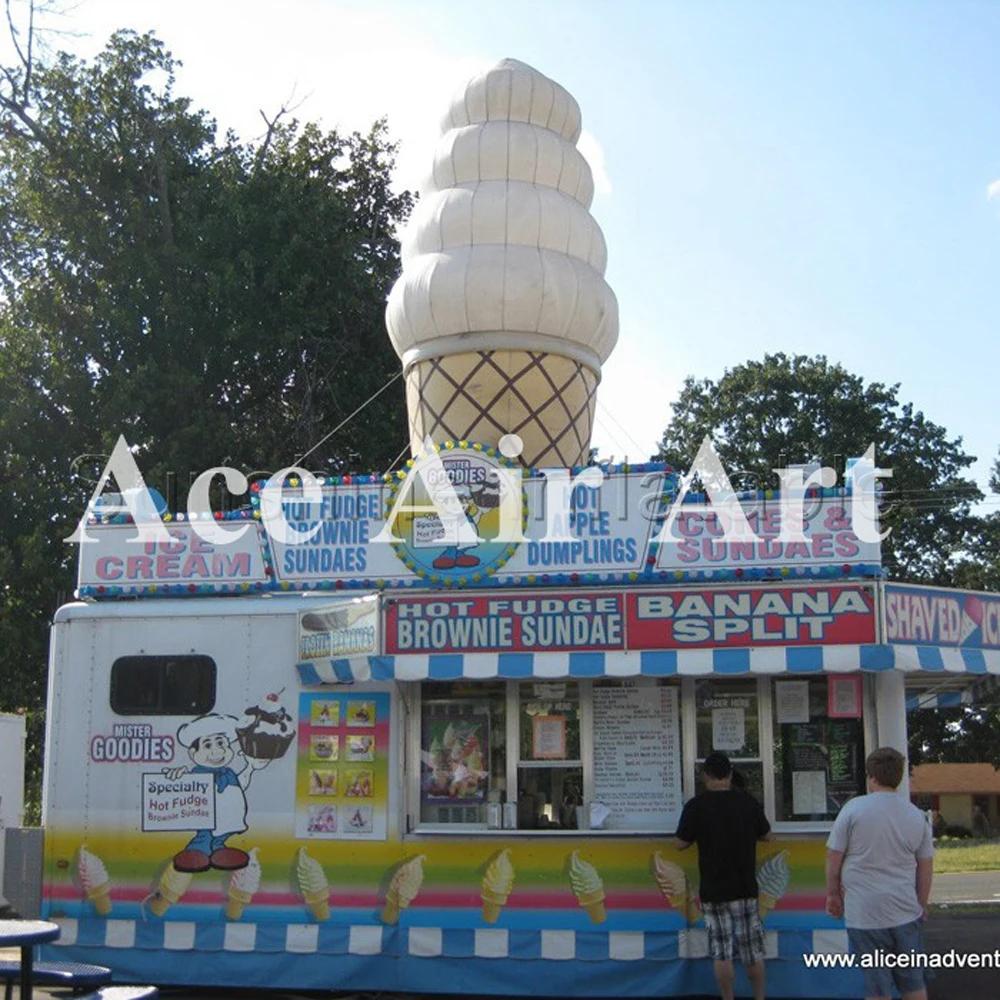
[8,1,1000,491]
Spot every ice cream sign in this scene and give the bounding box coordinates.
[78,523,269,595]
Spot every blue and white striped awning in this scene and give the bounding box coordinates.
[906,690,972,711]
[297,643,1000,685]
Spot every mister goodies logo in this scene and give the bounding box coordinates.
[383,443,524,585]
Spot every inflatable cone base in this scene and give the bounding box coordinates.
[405,350,598,468]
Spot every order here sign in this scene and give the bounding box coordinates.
[382,585,876,654]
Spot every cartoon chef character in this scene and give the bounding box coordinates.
[163,713,269,873]
[431,472,503,571]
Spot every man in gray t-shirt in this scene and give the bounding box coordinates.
[826,747,934,1000]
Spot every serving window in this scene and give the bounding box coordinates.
[693,678,764,804]
[409,677,684,833]
[772,677,866,822]
[407,673,870,835]
[419,681,507,827]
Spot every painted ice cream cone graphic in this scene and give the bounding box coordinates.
[78,846,113,915]
[226,847,261,920]
[568,850,606,924]
[385,58,618,468]
[652,851,700,923]
[481,849,515,923]
[149,863,193,917]
[757,849,791,918]
[381,854,426,924]
[296,848,330,922]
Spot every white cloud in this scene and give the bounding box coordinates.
[988,178,1000,201]
[578,129,613,197]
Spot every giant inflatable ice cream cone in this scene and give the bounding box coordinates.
[386,58,618,468]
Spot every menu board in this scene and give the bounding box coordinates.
[295,692,389,840]
[782,719,863,817]
[592,681,682,830]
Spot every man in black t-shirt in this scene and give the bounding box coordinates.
[676,752,771,1000]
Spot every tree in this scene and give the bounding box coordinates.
[951,450,1000,592]
[0,22,413,817]
[909,700,1000,770]
[656,353,982,583]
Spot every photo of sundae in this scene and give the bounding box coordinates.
[421,717,488,803]
[237,689,295,760]
[306,805,338,834]
[309,769,337,796]
[310,735,338,762]
[347,806,373,833]
[344,769,373,798]
[346,734,375,761]
[311,700,339,727]
[346,701,375,727]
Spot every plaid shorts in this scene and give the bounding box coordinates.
[702,897,765,964]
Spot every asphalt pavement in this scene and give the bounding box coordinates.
[931,868,1000,905]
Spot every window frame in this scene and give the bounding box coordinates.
[407,677,684,836]
[109,654,217,717]
[405,674,869,837]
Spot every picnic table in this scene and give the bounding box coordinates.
[0,920,59,1000]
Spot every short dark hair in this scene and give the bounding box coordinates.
[702,752,732,780]
[866,747,905,789]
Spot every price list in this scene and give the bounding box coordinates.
[592,682,683,830]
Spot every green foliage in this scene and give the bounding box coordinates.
[656,353,982,583]
[909,702,1000,770]
[0,29,413,820]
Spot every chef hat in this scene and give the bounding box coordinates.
[177,713,240,748]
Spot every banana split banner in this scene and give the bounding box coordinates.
[383,584,877,654]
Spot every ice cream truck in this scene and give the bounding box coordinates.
[36,57,1000,997]
[41,437,1000,998]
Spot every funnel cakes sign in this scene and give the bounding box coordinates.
[74,437,884,596]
